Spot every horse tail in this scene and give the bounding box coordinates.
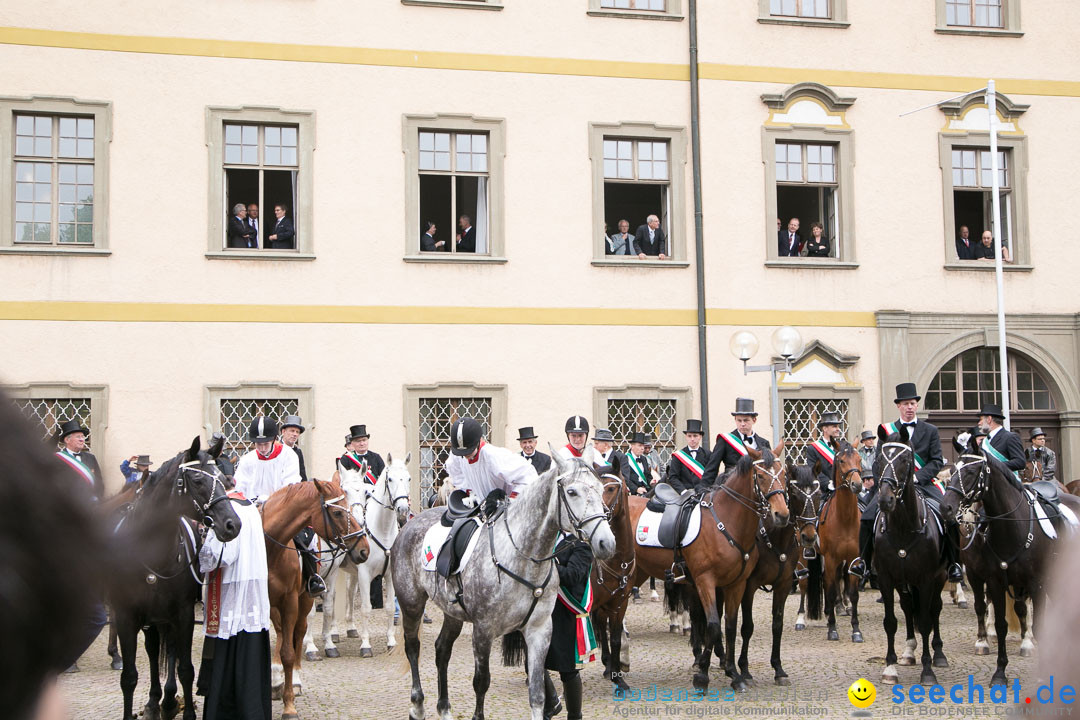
[664,578,685,614]
[501,630,527,667]
[1005,591,1022,634]
[806,555,824,621]
[683,585,708,652]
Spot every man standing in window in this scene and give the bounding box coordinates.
[955,225,975,260]
[975,230,1011,262]
[268,203,294,249]
[421,221,445,252]
[227,204,257,248]
[607,219,634,256]
[633,215,667,259]
[247,203,261,248]
[778,217,802,257]
[456,214,475,253]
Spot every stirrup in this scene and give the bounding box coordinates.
[666,561,688,584]
[794,565,810,580]
[306,575,327,597]
[848,557,868,579]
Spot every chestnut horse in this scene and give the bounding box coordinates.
[811,441,866,644]
[262,479,369,720]
[630,445,789,692]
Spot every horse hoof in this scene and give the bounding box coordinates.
[775,676,791,686]
[692,673,710,691]
[934,656,950,668]
[794,623,805,631]
[958,601,969,609]
[271,685,283,701]
[281,714,299,720]
[619,662,630,673]
[881,668,899,686]
[304,651,323,662]
[898,656,915,666]
[974,644,990,656]
[732,680,749,694]
[615,677,630,692]
[331,633,340,643]
[1020,647,1034,658]
[852,632,863,643]
[921,671,938,686]
[324,647,341,659]
[111,657,123,671]
[361,647,373,658]
[827,630,839,641]
[669,624,678,633]
[991,673,1009,687]
[347,629,360,639]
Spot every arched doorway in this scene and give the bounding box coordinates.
[924,347,1060,467]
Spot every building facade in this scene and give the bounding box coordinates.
[2,1,1078,503]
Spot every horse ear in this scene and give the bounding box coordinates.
[747,446,762,461]
[312,477,327,495]
[899,424,910,443]
[550,443,569,474]
[610,452,622,476]
[208,433,224,459]
[187,436,201,461]
[785,454,797,475]
[404,451,412,465]
[773,440,785,457]
[877,424,889,444]
[813,457,823,478]
[387,452,393,465]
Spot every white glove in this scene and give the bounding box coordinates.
[957,432,972,447]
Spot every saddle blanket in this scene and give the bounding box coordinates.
[635,506,702,548]
[1025,488,1080,540]
[420,520,482,573]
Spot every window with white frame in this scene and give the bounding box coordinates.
[775,142,839,257]
[951,147,1013,258]
[222,123,298,250]
[602,138,670,256]
[946,0,1002,27]
[770,0,829,18]
[418,129,490,254]
[601,0,666,10]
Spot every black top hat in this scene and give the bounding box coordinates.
[344,424,370,445]
[281,415,305,433]
[818,411,842,427]
[516,426,538,441]
[859,430,875,442]
[684,419,704,434]
[731,398,758,417]
[249,416,278,443]
[894,383,922,403]
[628,432,648,445]
[592,428,614,443]
[134,455,152,468]
[978,404,1005,420]
[1030,427,1046,440]
[57,418,89,441]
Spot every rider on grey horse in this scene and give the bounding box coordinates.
[445,417,538,514]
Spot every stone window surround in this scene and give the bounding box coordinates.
[934,0,1022,37]
[756,0,850,28]
[2,381,110,455]
[402,0,503,10]
[205,105,316,261]
[587,0,684,22]
[0,96,112,256]
[203,381,315,450]
[592,384,694,441]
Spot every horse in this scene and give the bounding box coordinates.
[587,457,636,691]
[99,481,141,671]
[630,445,790,692]
[303,454,412,660]
[939,440,1080,685]
[391,449,616,720]
[262,478,370,720]
[810,442,866,644]
[872,424,948,686]
[108,436,242,720]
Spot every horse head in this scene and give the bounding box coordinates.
[593,453,628,525]
[173,435,241,541]
[833,441,863,496]
[336,460,370,527]
[940,439,998,521]
[875,424,915,515]
[311,477,369,565]
[785,457,821,549]
[384,452,414,527]
[549,445,617,561]
[746,442,790,528]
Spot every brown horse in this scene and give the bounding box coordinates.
[811,441,866,643]
[589,460,635,691]
[630,445,789,692]
[262,479,369,720]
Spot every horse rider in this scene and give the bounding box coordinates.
[805,411,843,499]
[622,432,652,497]
[973,403,1027,475]
[877,383,961,584]
[1028,427,1057,481]
[56,418,105,501]
[121,454,153,486]
[280,415,308,482]
[858,429,877,475]
[588,427,624,471]
[698,398,771,494]
[337,424,388,608]
[445,416,537,515]
[856,468,877,588]
[234,417,326,596]
[558,415,591,460]
[542,532,596,720]
[518,426,552,474]
[212,431,236,481]
[666,419,706,493]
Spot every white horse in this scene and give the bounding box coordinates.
[303,453,412,660]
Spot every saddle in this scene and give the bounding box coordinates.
[646,483,698,550]
[1029,480,1060,504]
[436,517,481,578]
[442,489,482,527]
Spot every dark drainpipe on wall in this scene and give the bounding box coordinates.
[689,0,710,442]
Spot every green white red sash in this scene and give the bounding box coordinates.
[626,454,648,485]
[720,432,749,457]
[347,452,378,484]
[673,449,705,478]
[810,440,835,465]
[57,449,95,487]
[880,422,925,470]
[982,437,1021,480]
[555,548,598,668]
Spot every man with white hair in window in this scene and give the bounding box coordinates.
[633,214,667,259]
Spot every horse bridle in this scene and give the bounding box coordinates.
[721,458,787,519]
[176,459,232,529]
[944,454,992,507]
[788,478,822,531]
[317,491,368,560]
[594,474,635,592]
[349,471,409,557]
[878,442,916,500]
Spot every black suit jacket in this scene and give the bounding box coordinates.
[270,217,295,249]
[457,226,476,253]
[804,441,838,488]
[955,236,976,260]
[227,216,257,248]
[522,450,552,475]
[622,453,652,495]
[420,231,444,252]
[293,445,308,482]
[338,451,386,481]
[666,446,707,493]
[887,419,945,485]
[988,428,1027,472]
[973,242,996,260]
[699,432,771,491]
[778,229,802,257]
[71,451,105,500]
[633,225,666,256]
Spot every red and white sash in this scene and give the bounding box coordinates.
[719,432,749,457]
[56,450,95,487]
[673,449,704,478]
[810,439,835,465]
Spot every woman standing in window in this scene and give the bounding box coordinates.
[804,221,831,257]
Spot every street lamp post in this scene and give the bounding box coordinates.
[729,327,805,446]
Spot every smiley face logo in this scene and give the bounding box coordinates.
[848,678,876,709]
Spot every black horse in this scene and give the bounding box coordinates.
[108,436,241,720]
[873,425,948,687]
[939,439,1080,686]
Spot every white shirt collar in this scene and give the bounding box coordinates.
[989,426,1002,439]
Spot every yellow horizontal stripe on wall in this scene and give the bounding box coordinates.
[0,301,877,328]
[2,26,1080,97]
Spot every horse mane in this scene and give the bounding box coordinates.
[734,446,775,478]
[980,449,1023,490]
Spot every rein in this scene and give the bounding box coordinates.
[351,471,409,575]
[945,455,1036,569]
[876,442,931,580]
[593,475,635,597]
[702,459,786,577]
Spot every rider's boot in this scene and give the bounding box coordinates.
[561,670,583,720]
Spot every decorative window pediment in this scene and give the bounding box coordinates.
[940,91,1028,135]
[762,83,856,130]
[779,340,859,386]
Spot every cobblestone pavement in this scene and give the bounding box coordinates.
[62,586,1042,719]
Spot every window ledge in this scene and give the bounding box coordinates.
[944,262,1032,272]
[403,254,508,264]
[935,26,1023,37]
[586,10,684,21]
[757,16,850,28]
[402,0,503,9]
[0,246,111,257]
[592,258,690,268]
[765,259,859,270]
[205,251,316,261]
